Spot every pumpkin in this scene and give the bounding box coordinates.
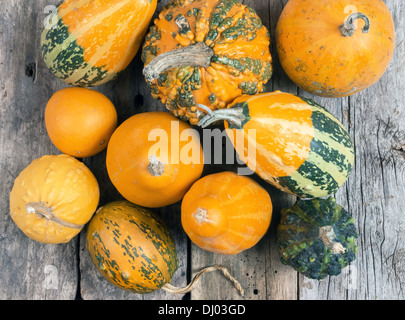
[45,87,118,158]
[276,197,358,280]
[86,200,244,295]
[198,91,355,198]
[181,171,272,255]
[142,0,273,125]
[106,112,204,208]
[9,154,100,244]
[41,0,157,87]
[276,0,395,97]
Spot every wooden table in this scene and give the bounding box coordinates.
[1,0,404,300]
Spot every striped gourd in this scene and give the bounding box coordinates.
[198,91,355,198]
[41,0,157,87]
[86,201,178,294]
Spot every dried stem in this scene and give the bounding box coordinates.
[25,202,84,230]
[339,12,370,37]
[162,265,244,296]
[143,42,214,82]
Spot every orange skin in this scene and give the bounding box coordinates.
[142,0,272,124]
[276,0,395,97]
[181,172,272,255]
[45,87,118,158]
[59,0,157,74]
[106,112,204,208]
[226,92,314,179]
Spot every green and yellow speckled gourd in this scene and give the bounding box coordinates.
[198,91,355,198]
[41,0,157,87]
[142,0,273,125]
[276,197,358,280]
[86,201,178,293]
[86,201,244,295]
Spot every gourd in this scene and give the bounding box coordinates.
[198,91,355,198]
[86,201,244,295]
[41,0,157,87]
[276,0,395,97]
[45,87,118,158]
[181,171,272,255]
[106,112,204,208]
[142,0,273,125]
[9,154,100,244]
[276,197,358,280]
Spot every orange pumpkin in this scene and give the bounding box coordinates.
[181,171,272,255]
[276,0,395,97]
[9,154,100,244]
[45,87,118,158]
[106,112,204,208]
[142,0,273,125]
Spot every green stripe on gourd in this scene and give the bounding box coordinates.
[41,15,114,87]
[274,102,354,198]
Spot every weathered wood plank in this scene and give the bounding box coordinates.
[0,0,78,299]
[298,0,405,300]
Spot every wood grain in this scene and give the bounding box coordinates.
[0,0,404,300]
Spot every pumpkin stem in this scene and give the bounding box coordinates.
[162,265,244,296]
[148,155,165,177]
[194,208,214,224]
[319,226,346,254]
[197,104,246,129]
[25,202,84,230]
[339,12,370,37]
[143,42,214,82]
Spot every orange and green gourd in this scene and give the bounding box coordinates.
[142,0,273,125]
[41,0,157,87]
[86,201,178,293]
[198,91,355,198]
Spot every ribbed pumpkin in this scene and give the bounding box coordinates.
[9,154,100,244]
[106,112,204,208]
[142,0,272,125]
[277,197,358,280]
[181,172,272,255]
[198,91,355,198]
[41,0,157,87]
[86,201,179,293]
[276,0,395,97]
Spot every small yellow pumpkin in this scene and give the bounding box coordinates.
[9,154,100,244]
